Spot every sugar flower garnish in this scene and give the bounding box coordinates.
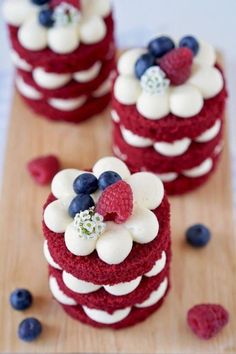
[73,207,106,240]
[53,2,81,27]
[141,66,170,95]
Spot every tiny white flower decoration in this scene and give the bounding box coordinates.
[141,66,170,95]
[73,207,106,240]
[53,2,81,27]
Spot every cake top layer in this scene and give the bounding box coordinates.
[43,157,165,266]
[114,35,224,120]
[3,0,111,54]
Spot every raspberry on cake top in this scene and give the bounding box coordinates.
[114,35,224,120]
[43,157,164,265]
[3,0,111,54]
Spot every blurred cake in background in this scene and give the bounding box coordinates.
[112,35,227,194]
[42,156,171,329]
[3,0,115,123]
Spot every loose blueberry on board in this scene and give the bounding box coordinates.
[73,173,98,195]
[135,53,156,79]
[98,171,122,190]
[18,318,42,342]
[31,0,50,5]
[68,194,95,218]
[148,36,175,58]
[179,35,199,56]
[39,9,55,28]
[10,289,33,311]
[186,224,211,247]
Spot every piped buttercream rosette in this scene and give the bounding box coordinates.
[43,157,164,265]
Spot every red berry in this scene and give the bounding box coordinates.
[51,0,80,9]
[187,304,229,340]
[27,155,60,186]
[159,47,193,85]
[96,181,133,224]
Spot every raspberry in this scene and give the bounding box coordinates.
[96,181,133,224]
[27,155,60,186]
[51,0,80,9]
[187,304,229,340]
[159,47,193,85]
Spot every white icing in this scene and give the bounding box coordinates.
[113,145,127,161]
[92,156,131,179]
[104,276,142,296]
[10,50,32,71]
[127,172,164,209]
[74,61,102,83]
[137,91,170,120]
[96,222,133,265]
[124,205,159,244]
[145,251,167,277]
[154,138,191,157]
[16,75,42,100]
[49,276,77,306]
[194,40,216,67]
[156,172,178,182]
[188,65,224,99]
[80,16,106,45]
[195,119,221,143]
[44,197,73,233]
[3,0,37,27]
[214,142,224,156]
[18,16,48,51]
[169,84,203,117]
[48,96,87,111]
[121,126,153,148]
[111,110,120,123]
[81,0,111,18]
[51,169,81,199]
[83,306,131,325]
[65,222,97,256]
[48,25,79,54]
[92,77,112,97]
[63,271,100,294]
[43,240,62,270]
[33,68,71,89]
[114,76,142,105]
[183,158,213,178]
[135,277,168,308]
[118,48,147,76]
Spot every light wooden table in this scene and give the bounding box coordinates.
[0,92,235,353]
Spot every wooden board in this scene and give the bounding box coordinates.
[0,91,235,354]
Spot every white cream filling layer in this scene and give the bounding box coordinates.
[118,119,221,157]
[16,75,42,100]
[49,276,168,324]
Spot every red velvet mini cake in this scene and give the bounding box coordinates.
[42,156,171,328]
[111,35,227,194]
[3,0,115,122]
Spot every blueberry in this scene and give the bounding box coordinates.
[31,0,50,5]
[186,224,211,247]
[179,36,199,56]
[98,171,122,190]
[148,36,175,58]
[68,194,95,218]
[135,53,156,79]
[73,173,98,195]
[38,9,54,28]
[10,289,33,311]
[18,317,42,342]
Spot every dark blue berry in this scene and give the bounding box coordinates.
[68,194,95,217]
[179,36,199,56]
[98,171,122,190]
[39,9,54,28]
[135,53,156,79]
[31,0,50,5]
[186,224,211,247]
[10,289,33,311]
[148,36,175,58]
[18,318,42,342]
[73,173,98,195]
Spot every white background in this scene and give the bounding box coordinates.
[0,0,236,203]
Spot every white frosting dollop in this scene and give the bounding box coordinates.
[44,197,73,233]
[194,40,216,67]
[156,172,178,182]
[145,251,167,277]
[92,156,131,179]
[104,276,142,296]
[169,84,203,117]
[16,75,42,100]
[65,222,97,256]
[11,50,32,71]
[33,68,71,89]
[3,0,37,27]
[127,172,164,209]
[63,271,100,294]
[18,17,48,51]
[83,306,131,325]
[118,48,147,76]
[183,158,213,178]
[135,277,168,308]
[80,16,106,45]
[49,276,77,306]
[195,119,221,143]
[74,61,102,83]
[81,0,111,18]
[51,169,81,199]
[92,76,112,97]
[154,138,191,157]
[137,91,170,120]
[121,126,153,148]
[48,25,79,54]
[43,240,62,270]
[48,96,87,111]
[114,76,142,105]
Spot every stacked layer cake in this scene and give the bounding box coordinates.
[112,35,227,194]
[42,157,171,329]
[3,0,115,123]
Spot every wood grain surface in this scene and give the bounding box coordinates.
[0,92,235,354]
